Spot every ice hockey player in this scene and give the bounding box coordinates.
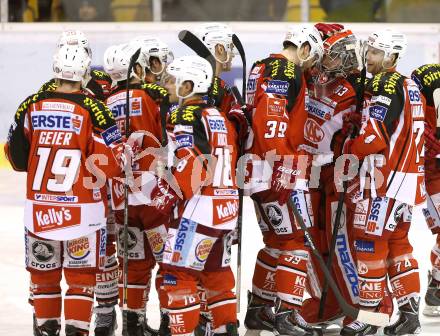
[4,44,131,336]
[411,63,440,317]
[298,24,362,330]
[340,28,425,336]
[130,36,174,84]
[151,55,239,336]
[244,24,324,335]
[103,42,170,336]
[39,30,112,101]
[36,30,120,336]
[191,22,250,336]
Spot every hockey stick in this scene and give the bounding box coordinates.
[231,33,247,314]
[178,30,216,73]
[285,197,389,326]
[232,34,246,97]
[434,88,440,165]
[122,47,141,330]
[230,86,248,313]
[318,51,367,319]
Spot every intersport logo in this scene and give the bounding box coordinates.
[33,205,81,233]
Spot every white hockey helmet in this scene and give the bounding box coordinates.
[166,55,213,99]
[284,25,324,64]
[130,36,174,75]
[367,28,407,61]
[195,23,235,64]
[57,30,92,57]
[53,45,91,82]
[103,43,148,82]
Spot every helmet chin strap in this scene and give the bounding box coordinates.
[380,53,398,71]
[81,69,91,88]
[176,80,195,101]
[296,43,315,68]
[150,62,165,76]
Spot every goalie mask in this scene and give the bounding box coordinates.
[316,30,359,85]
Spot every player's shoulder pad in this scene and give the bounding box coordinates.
[141,82,169,101]
[38,78,58,93]
[411,63,440,90]
[15,92,45,121]
[169,103,205,126]
[345,72,366,91]
[91,69,112,82]
[81,95,115,128]
[367,71,405,96]
[262,56,300,82]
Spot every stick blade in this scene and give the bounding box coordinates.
[178,30,216,72]
[356,310,390,327]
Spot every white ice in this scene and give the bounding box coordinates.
[0,169,438,335]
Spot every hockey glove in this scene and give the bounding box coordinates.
[270,161,299,205]
[151,177,179,215]
[115,143,134,171]
[341,112,362,137]
[227,103,251,141]
[315,23,345,39]
[425,122,440,159]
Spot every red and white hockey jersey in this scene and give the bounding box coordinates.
[350,71,426,206]
[245,54,308,194]
[167,100,239,230]
[106,82,169,209]
[302,74,360,165]
[4,90,124,240]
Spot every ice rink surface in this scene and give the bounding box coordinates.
[0,169,439,335]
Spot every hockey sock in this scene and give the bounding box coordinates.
[276,250,308,308]
[388,254,420,307]
[162,272,200,335]
[118,260,153,310]
[31,271,62,326]
[64,285,94,332]
[201,269,236,331]
[252,247,280,303]
[95,254,119,308]
[355,239,388,308]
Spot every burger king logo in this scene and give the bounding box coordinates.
[147,231,165,255]
[195,239,214,263]
[67,237,90,260]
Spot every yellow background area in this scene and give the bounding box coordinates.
[0,144,9,169]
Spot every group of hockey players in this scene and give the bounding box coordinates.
[4,20,440,336]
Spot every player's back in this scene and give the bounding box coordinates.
[6,90,123,240]
[105,82,169,209]
[247,54,306,158]
[411,64,440,131]
[168,101,239,229]
[360,71,425,205]
[106,82,168,171]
